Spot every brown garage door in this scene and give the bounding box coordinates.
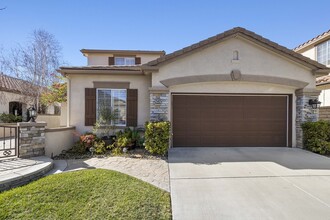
[172,95,288,147]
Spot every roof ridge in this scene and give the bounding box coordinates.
[145,27,328,70]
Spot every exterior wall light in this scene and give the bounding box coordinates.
[309,99,321,109]
[28,106,37,122]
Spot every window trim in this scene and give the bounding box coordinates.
[316,40,330,66]
[96,88,127,126]
[114,57,136,66]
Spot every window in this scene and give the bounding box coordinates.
[317,40,330,66]
[96,89,127,126]
[114,57,135,66]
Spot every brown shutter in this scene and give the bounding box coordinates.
[109,57,114,65]
[135,57,141,65]
[85,88,96,126]
[127,89,138,127]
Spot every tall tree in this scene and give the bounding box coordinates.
[4,29,63,111]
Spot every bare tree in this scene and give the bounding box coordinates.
[3,29,63,111]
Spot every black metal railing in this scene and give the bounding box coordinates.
[0,125,19,158]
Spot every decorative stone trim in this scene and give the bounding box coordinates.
[150,91,169,121]
[18,122,47,158]
[295,89,321,148]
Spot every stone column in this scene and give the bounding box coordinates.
[18,122,47,158]
[149,87,169,121]
[295,89,320,148]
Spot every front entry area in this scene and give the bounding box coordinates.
[172,94,291,147]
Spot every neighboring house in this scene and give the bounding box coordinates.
[0,73,35,121]
[294,30,330,106]
[58,27,330,148]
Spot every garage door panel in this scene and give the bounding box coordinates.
[173,95,288,147]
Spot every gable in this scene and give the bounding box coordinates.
[152,37,316,89]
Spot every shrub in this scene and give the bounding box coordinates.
[302,120,330,155]
[94,140,106,154]
[111,128,142,150]
[144,121,170,156]
[70,142,86,154]
[0,113,22,123]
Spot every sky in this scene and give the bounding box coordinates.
[0,0,330,66]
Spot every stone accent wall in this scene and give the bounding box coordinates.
[295,89,320,148]
[150,92,169,121]
[18,122,47,158]
[319,107,330,121]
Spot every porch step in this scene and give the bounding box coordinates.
[0,156,53,192]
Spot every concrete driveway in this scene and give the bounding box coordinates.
[169,147,330,220]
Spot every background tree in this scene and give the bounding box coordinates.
[4,29,63,111]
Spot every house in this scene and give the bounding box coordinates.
[294,30,330,106]
[58,27,330,148]
[0,73,36,121]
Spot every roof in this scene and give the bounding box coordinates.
[58,65,146,76]
[80,49,165,56]
[316,75,330,86]
[294,29,330,52]
[146,27,329,72]
[0,73,38,96]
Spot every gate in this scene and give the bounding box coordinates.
[0,125,19,158]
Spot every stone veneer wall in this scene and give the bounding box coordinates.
[150,90,169,121]
[18,122,47,158]
[319,107,330,121]
[295,89,320,148]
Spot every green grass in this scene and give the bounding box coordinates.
[0,169,171,220]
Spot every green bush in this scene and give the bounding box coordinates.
[111,128,142,150]
[302,120,330,155]
[144,121,170,156]
[0,113,22,123]
[94,140,106,154]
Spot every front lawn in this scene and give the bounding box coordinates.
[0,169,171,219]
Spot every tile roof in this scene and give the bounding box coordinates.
[0,73,39,96]
[146,27,329,71]
[316,75,330,86]
[59,65,143,71]
[294,29,330,52]
[80,49,165,55]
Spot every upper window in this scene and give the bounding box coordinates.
[317,40,330,66]
[96,89,127,126]
[114,57,135,66]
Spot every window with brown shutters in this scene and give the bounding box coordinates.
[85,88,96,126]
[108,57,114,65]
[126,89,138,127]
[135,57,141,65]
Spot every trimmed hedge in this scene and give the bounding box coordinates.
[302,120,330,155]
[145,121,170,156]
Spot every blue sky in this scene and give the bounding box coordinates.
[0,0,330,66]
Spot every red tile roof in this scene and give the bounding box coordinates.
[0,73,39,96]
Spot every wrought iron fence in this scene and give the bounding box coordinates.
[0,125,19,158]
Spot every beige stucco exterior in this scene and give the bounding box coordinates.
[152,37,315,88]
[68,74,150,134]
[60,28,326,148]
[295,35,330,107]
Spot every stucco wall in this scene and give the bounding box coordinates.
[69,74,150,134]
[45,127,75,157]
[300,47,316,61]
[0,91,34,114]
[152,37,315,88]
[318,89,330,106]
[87,54,162,66]
[37,115,61,128]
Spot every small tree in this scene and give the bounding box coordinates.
[40,81,67,106]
